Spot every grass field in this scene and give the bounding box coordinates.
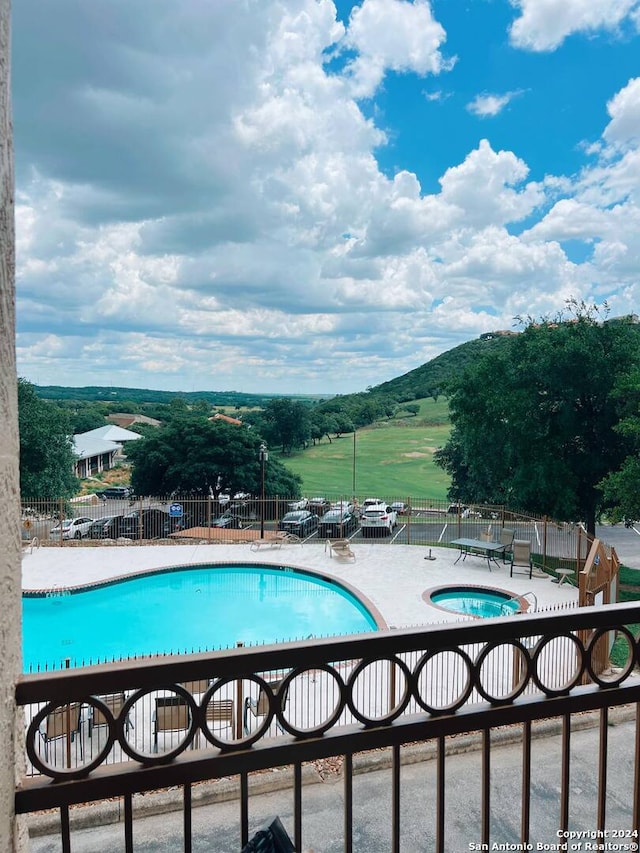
[278,398,452,501]
[610,565,640,667]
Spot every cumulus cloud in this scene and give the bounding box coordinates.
[603,77,640,149]
[508,0,640,52]
[342,0,454,97]
[12,1,640,393]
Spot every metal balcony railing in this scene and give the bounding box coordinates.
[16,601,640,852]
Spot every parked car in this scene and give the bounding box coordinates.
[50,517,94,540]
[211,513,244,529]
[228,501,259,521]
[318,508,358,538]
[360,505,398,536]
[331,500,356,514]
[390,502,409,515]
[287,497,309,511]
[278,510,319,538]
[361,498,385,511]
[120,508,170,539]
[308,497,330,516]
[97,486,132,500]
[87,515,126,539]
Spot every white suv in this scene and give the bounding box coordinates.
[360,504,397,536]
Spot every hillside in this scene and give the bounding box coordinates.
[371,333,516,402]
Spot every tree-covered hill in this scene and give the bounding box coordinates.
[34,385,322,408]
[370,333,517,402]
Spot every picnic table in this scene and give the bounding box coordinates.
[451,537,506,571]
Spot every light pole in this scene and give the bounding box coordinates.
[259,442,268,538]
[352,429,356,501]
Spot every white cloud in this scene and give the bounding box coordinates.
[467,92,521,118]
[509,0,640,52]
[603,77,640,149]
[342,0,453,97]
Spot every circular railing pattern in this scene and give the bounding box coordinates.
[24,627,640,780]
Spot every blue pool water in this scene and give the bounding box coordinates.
[430,586,521,618]
[22,565,378,671]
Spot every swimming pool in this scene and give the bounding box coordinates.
[22,564,379,671]
[427,585,524,618]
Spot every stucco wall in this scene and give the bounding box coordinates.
[0,0,26,848]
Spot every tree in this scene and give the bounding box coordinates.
[262,399,310,454]
[68,405,107,434]
[599,370,640,522]
[436,308,640,535]
[400,403,420,417]
[18,379,78,498]
[127,419,301,497]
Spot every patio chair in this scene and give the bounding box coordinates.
[510,539,532,579]
[39,702,83,762]
[87,692,132,738]
[204,698,236,739]
[500,528,515,561]
[241,816,295,853]
[244,678,289,736]
[153,696,191,752]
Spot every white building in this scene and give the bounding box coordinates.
[72,425,141,478]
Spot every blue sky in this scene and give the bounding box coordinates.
[12,0,640,394]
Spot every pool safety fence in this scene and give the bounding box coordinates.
[21,599,583,778]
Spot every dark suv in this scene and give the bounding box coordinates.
[120,508,169,539]
[98,486,132,499]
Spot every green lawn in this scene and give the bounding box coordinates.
[609,565,640,667]
[278,398,452,500]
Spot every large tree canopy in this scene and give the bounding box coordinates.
[435,312,640,535]
[600,369,640,523]
[18,378,78,498]
[127,418,301,497]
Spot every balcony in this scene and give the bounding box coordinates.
[17,600,640,852]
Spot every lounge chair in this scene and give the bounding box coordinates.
[87,692,132,738]
[241,816,295,853]
[243,678,289,735]
[251,532,301,550]
[39,702,83,762]
[510,539,532,579]
[326,538,356,561]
